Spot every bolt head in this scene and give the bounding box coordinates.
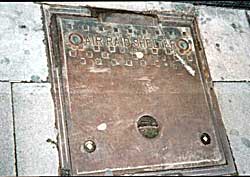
[83,140,96,153]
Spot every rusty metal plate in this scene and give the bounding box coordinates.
[43,5,236,176]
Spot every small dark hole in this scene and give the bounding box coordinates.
[110,47,114,51]
[114,28,118,32]
[142,30,146,34]
[99,26,104,31]
[182,32,187,36]
[215,43,220,48]
[86,51,93,57]
[231,23,237,29]
[201,133,211,145]
[155,30,160,35]
[137,115,159,139]
[19,25,26,29]
[128,29,132,33]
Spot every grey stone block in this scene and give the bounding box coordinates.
[197,6,250,81]
[0,3,48,82]
[0,82,16,176]
[214,82,250,175]
[12,83,59,176]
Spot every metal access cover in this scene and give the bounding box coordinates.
[43,5,236,176]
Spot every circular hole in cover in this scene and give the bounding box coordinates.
[200,133,211,145]
[137,115,159,139]
[69,33,82,45]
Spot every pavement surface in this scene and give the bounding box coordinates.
[0,2,249,176]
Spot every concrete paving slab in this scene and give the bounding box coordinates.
[0,3,48,82]
[214,82,250,175]
[12,83,59,176]
[0,82,16,176]
[197,6,250,81]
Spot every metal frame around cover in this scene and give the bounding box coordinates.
[41,3,237,176]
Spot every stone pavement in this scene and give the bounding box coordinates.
[0,83,15,176]
[0,2,249,176]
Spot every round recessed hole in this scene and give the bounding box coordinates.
[99,26,104,31]
[83,140,96,153]
[69,33,83,45]
[177,39,189,51]
[200,133,211,145]
[137,115,159,139]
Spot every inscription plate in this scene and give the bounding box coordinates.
[44,6,236,176]
[64,18,195,73]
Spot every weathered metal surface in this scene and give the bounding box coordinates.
[43,5,236,176]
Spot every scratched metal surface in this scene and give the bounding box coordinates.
[54,13,226,175]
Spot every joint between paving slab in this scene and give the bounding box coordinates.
[10,83,18,176]
[213,80,250,83]
[187,1,250,11]
[245,11,250,28]
[0,80,50,84]
[224,132,239,175]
